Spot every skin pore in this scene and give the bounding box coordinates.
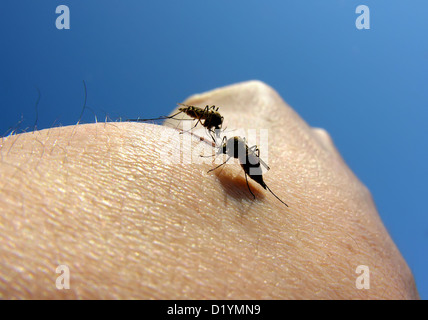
[0,81,418,299]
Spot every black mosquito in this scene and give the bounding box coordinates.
[127,103,224,143]
[206,136,288,207]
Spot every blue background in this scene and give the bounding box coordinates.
[1,1,427,299]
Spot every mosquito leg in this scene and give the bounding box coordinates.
[207,156,231,173]
[208,129,218,145]
[266,185,289,207]
[245,173,256,199]
[193,106,209,129]
[160,110,184,119]
[179,105,209,134]
[180,118,202,134]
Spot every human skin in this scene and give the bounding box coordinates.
[0,81,418,299]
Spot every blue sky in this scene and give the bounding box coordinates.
[1,1,427,298]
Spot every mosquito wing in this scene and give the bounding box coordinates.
[258,156,270,171]
[247,146,270,171]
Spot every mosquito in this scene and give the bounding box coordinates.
[127,103,224,144]
[206,136,289,207]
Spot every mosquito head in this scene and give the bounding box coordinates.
[212,114,223,130]
[217,141,227,155]
[215,136,228,155]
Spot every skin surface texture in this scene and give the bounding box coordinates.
[0,81,419,299]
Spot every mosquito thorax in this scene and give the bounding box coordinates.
[212,114,223,128]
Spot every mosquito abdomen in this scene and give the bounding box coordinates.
[181,107,203,120]
[241,164,267,190]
